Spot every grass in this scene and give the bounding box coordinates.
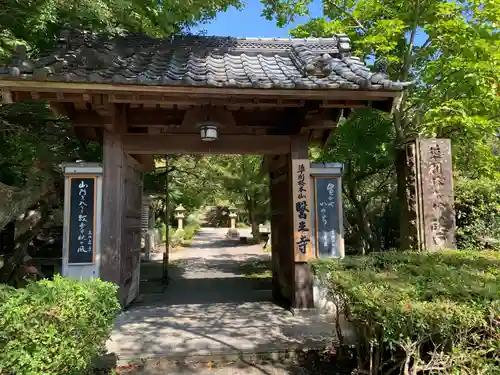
[238,258,272,278]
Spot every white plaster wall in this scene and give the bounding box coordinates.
[313,276,357,345]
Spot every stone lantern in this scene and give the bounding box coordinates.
[228,205,238,229]
[174,204,186,230]
[227,205,239,239]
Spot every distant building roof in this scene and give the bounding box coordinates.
[0,30,411,91]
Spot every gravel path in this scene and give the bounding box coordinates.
[106,228,338,374]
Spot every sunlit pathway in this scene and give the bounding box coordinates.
[106,228,336,362]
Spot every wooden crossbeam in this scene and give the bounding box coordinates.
[121,134,291,155]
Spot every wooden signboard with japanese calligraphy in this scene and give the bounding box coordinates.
[291,160,313,262]
[67,176,97,264]
[313,176,342,257]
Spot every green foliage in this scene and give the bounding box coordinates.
[157,223,173,243]
[182,211,202,242]
[0,0,244,59]
[455,176,500,250]
[145,155,223,224]
[170,228,185,246]
[145,155,269,240]
[262,0,500,174]
[0,101,102,233]
[206,155,270,237]
[0,275,120,375]
[0,0,244,231]
[313,109,397,253]
[238,258,272,279]
[183,224,199,242]
[312,250,500,374]
[262,0,500,252]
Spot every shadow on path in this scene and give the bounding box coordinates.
[107,228,337,362]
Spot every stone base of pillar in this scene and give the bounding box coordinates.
[227,228,240,239]
[293,262,314,309]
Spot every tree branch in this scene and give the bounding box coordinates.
[325,0,366,32]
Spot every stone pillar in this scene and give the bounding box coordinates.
[229,213,237,229]
[403,138,456,251]
[174,204,185,230]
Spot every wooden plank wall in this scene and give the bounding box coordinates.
[101,131,144,306]
[122,160,143,306]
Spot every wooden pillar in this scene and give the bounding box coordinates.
[290,135,314,309]
[100,104,128,305]
[268,154,294,308]
[100,131,126,303]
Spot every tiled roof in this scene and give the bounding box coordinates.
[0,31,411,91]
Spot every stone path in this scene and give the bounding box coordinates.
[106,228,336,367]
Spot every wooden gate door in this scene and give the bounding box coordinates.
[122,160,143,306]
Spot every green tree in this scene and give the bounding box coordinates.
[0,0,244,280]
[143,155,223,224]
[262,0,500,250]
[313,109,397,253]
[0,0,244,59]
[206,155,270,239]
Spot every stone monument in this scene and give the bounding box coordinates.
[402,138,456,251]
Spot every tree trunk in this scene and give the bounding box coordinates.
[0,182,54,231]
[395,148,409,249]
[0,221,15,255]
[246,196,261,242]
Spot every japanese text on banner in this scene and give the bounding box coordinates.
[295,163,310,255]
[319,181,337,249]
[77,180,92,253]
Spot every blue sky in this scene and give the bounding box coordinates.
[192,0,427,47]
[192,1,324,38]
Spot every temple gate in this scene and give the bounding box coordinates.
[0,31,413,308]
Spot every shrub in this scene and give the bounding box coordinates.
[0,275,120,375]
[168,223,200,248]
[157,223,174,243]
[183,223,198,241]
[312,250,500,374]
[170,228,185,247]
[455,176,500,250]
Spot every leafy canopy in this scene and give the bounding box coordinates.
[261,0,500,178]
[0,0,244,59]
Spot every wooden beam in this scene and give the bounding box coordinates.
[71,110,108,127]
[128,154,155,172]
[0,80,402,101]
[110,103,127,133]
[121,134,291,155]
[49,102,72,118]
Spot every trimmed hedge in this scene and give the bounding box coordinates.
[455,177,500,250]
[0,276,120,375]
[312,250,500,374]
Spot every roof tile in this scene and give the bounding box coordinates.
[0,31,412,91]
